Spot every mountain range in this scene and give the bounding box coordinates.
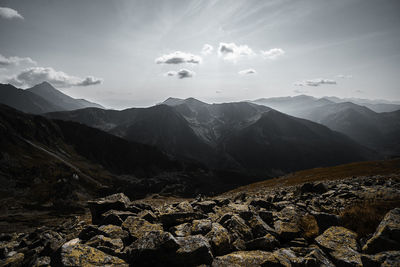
[0,82,103,114]
[46,97,373,176]
[252,95,400,156]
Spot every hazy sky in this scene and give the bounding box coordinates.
[1,0,399,108]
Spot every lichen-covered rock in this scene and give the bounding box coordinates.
[170,222,192,237]
[125,230,179,266]
[245,233,279,251]
[222,215,253,241]
[315,226,361,266]
[98,224,130,241]
[194,201,217,213]
[121,217,163,240]
[191,219,212,235]
[211,250,282,267]
[305,246,335,267]
[361,250,400,267]
[274,206,302,241]
[205,223,231,256]
[159,212,206,228]
[87,193,132,224]
[99,210,136,226]
[85,235,124,255]
[362,208,400,254]
[1,252,24,267]
[60,238,128,266]
[175,235,213,266]
[33,256,51,267]
[247,215,276,238]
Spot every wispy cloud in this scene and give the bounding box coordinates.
[238,68,257,75]
[0,7,23,20]
[164,69,195,79]
[260,48,285,59]
[295,78,337,87]
[0,54,36,67]
[218,42,255,62]
[155,51,202,64]
[201,44,214,55]
[7,67,103,88]
[337,74,353,79]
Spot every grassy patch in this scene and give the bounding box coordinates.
[339,199,400,238]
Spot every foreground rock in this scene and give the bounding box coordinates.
[60,238,128,266]
[1,174,399,266]
[315,226,362,266]
[362,208,400,254]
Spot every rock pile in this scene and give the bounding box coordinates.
[1,175,399,266]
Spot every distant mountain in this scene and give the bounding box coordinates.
[0,82,104,114]
[27,81,104,110]
[252,96,400,155]
[323,96,400,113]
[0,83,62,114]
[47,98,372,176]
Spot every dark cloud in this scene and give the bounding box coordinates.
[164,69,195,79]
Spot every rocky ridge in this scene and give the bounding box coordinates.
[1,174,400,266]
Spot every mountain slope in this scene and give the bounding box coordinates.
[252,96,400,155]
[222,110,372,174]
[0,83,62,114]
[27,81,104,110]
[47,98,373,175]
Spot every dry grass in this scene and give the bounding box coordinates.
[224,158,400,196]
[339,199,400,238]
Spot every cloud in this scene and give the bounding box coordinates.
[164,69,195,79]
[295,78,337,87]
[261,48,285,59]
[337,74,353,79]
[201,44,214,55]
[155,51,202,64]
[0,54,36,67]
[0,7,24,20]
[218,42,255,62]
[238,68,257,75]
[216,90,222,94]
[7,67,103,88]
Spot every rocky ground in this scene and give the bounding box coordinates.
[1,173,400,266]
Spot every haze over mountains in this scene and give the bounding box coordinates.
[252,95,400,156]
[1,81,399,178]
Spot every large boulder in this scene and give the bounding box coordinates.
[311,211,340,233]
[211,250,282,267]
[222,215,253,241]
[125,230,179,267]
[174,235,213,266]
[121,217,163,241]
[60,238,128,266]
[159,212,206,228]
[274,206,302,241]
[245,233,279,251]
[87,193,132,224]
[205,223,231,256]
[362,208,400,254]
[315,226,362,266]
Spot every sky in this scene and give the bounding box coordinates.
[0,0,400,109]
